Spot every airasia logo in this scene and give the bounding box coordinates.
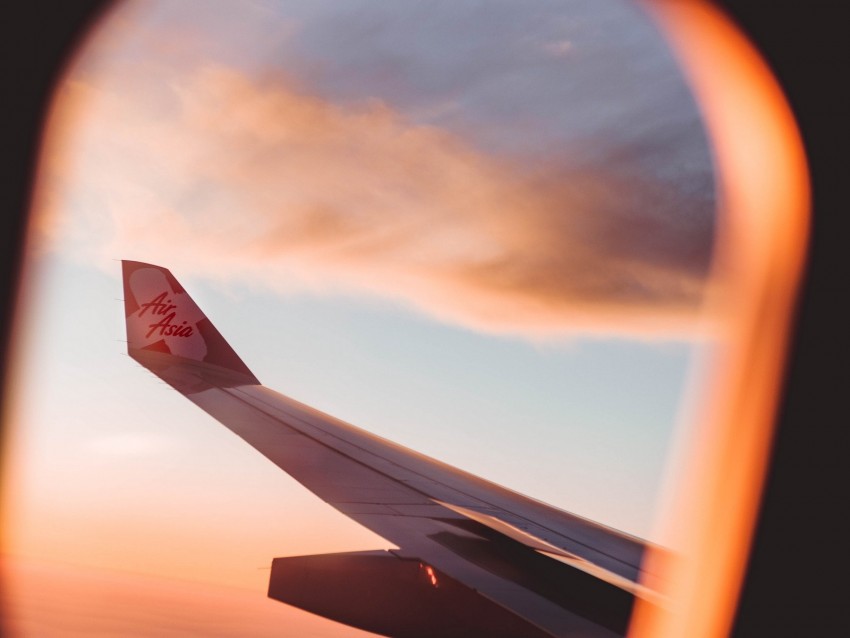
[126,267,207,360]
[138,291,195,339]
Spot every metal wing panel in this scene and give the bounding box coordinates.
[135,344,646,576]
[228,383,646,580]
[130,342,644,583]
[391,532,625,638]
[138,366,627,635]
[134,353,641,635]
[183,388,435,512]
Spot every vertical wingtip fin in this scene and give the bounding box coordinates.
[122,260,259,384]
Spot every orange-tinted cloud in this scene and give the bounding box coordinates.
[38,17,715,340]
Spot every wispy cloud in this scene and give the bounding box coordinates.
[37,0,716,339]
[544,40,574,57]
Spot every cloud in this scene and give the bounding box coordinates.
[37,3,716,340]
[544,40,574,57]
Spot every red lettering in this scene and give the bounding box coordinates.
[145,312,194,339]
[138,291,175,317]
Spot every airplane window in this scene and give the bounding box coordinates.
[0,1,808,637]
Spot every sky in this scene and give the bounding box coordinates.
[2,1,717,636]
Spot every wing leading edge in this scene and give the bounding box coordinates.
[122,261,663,637]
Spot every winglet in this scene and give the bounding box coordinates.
[122,260,259,384]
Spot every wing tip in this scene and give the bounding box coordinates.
[122,260,260,385]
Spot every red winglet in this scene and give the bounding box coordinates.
[122,260,259,384]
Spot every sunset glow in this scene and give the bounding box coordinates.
[0,1,749,636]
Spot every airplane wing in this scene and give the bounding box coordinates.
[122,260,665,638]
